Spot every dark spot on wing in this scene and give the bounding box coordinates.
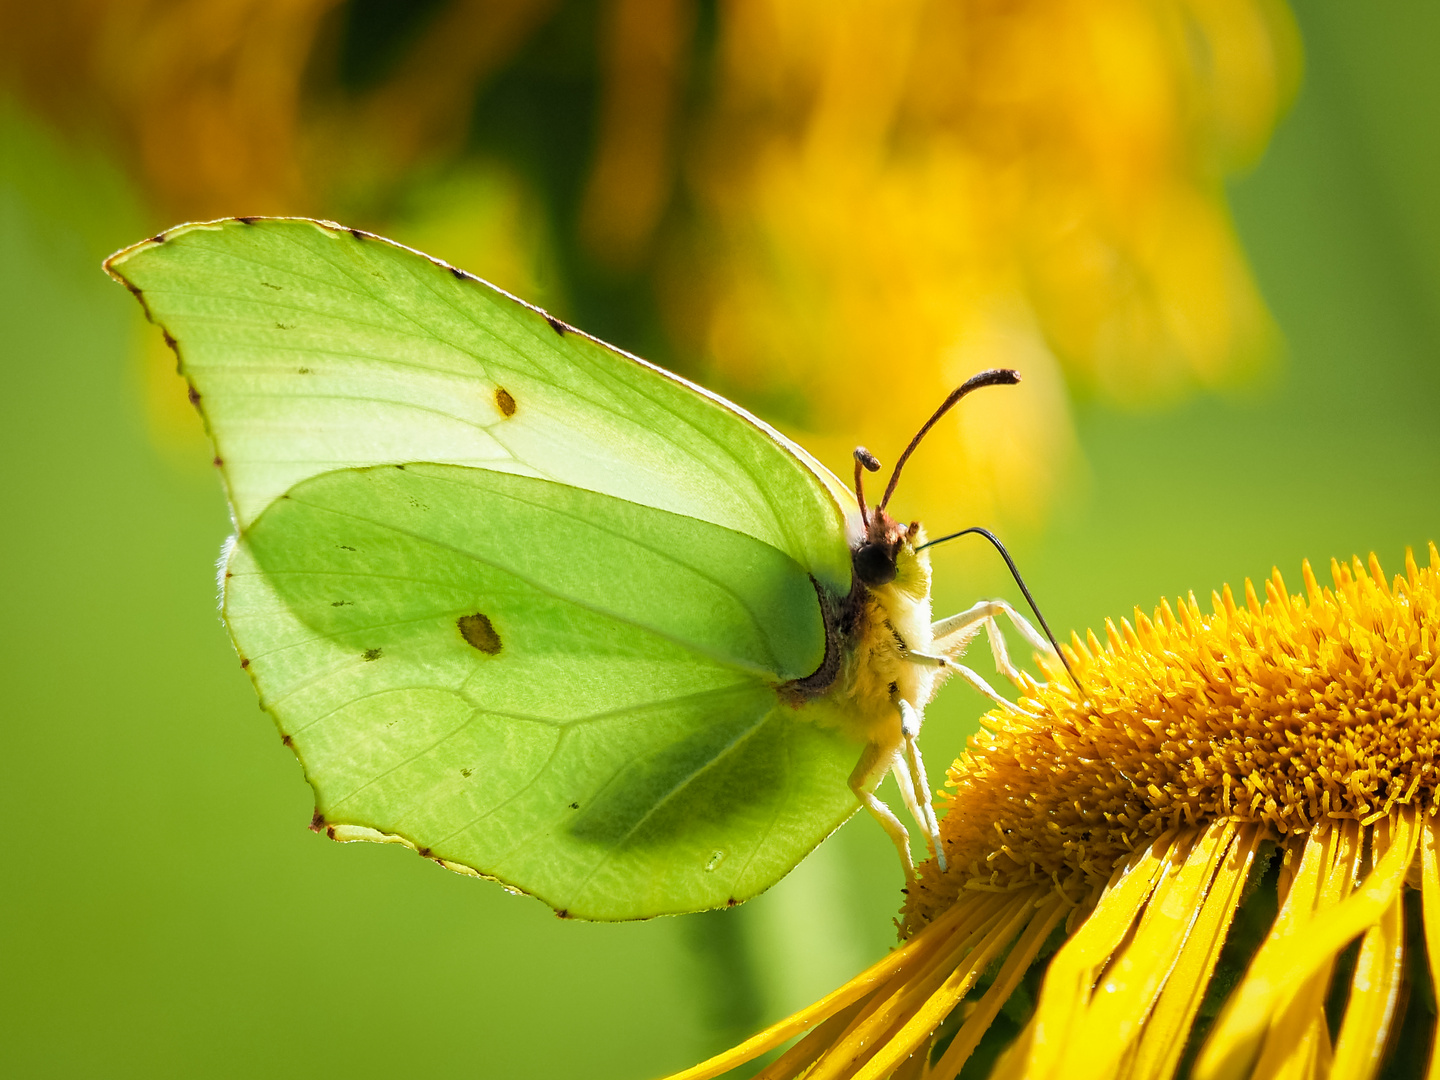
[281,734,292,746]
[236,216,258,225]
[495,386,516,418]
[544,313,568,336]
[275,322,295,330]
[261,281,282,290]
[298,367,311,374]
[338,544,356,551]
[150,231,167,243]
[187,384,201,407]
[240,657,250,669]
[213,456,224,467]
[395,464,407,470]
[417,847,432,858]
[362,647,383,662]
[449,266,466,280]
[458,613,502,655]
[727,897,738,908]
[310,812,326,832]
[555,909,570,919]
[461,768,473,778]
[888,681,898,696]
[162,329,177,349]
[331,600,352,607]
[349,227,366,240]
[569,802,580,810]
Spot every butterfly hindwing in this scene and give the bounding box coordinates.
[225,460,857,919]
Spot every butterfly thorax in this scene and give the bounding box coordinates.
[846,521,939,742]
[786,513,942,747]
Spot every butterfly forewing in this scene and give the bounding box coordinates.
[107,218,852,595]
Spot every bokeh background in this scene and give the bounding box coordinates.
[2,1,1438,1076]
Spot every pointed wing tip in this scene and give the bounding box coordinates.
[101,235,155,282]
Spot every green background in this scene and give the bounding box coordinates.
[3,2,1439,1076]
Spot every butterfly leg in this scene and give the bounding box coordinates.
[933,599,1055,688]
[895,699,947,872]
[849,740,915,884]
[908,647,1033,718]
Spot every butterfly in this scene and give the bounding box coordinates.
[105,217,1061,920]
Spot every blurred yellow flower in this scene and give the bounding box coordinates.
[1,0,1299,525]
[669,0,1300,528]
[0,0,554,220]
[671,547,1440,1080]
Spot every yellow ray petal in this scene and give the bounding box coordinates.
[1329,888,1405,1080]
[1260,1014,1331,1080]
[1026,833,1177,1079]
[1250,822,1362,1080]
[1421,818,1440,1080]
[1330,815,1415,1080]
[750,1000,867,1080]
[1068,823,1238,1080]
[1250,974,1331,1080]
[659,894,985,1080]
[928,894,1069,1080]
[1198,824,1339,1080]
[850,895,1043,1080]
[1123,825,1265,1080]
[808,893,1017,1080]
[1196,814,1419,1080]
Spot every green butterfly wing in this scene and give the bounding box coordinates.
[106,219,861,919]
[107,218,852,594]
[227,463,852,918]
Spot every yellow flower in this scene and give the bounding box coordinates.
[1,0,1299,529]
[671,0,1301,529]
[670,546,1440,1080]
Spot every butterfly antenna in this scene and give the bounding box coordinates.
[853,447,881,529]
[917,525,1085,694]
[876,368,1020,513]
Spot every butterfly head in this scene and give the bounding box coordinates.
[853,509,920,588]
[849,368,1019,591]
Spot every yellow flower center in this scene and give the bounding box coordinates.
[905,545,1440,931]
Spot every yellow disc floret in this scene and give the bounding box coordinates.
[907,544,1440,929]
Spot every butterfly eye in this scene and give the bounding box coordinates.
[854,541,898,586]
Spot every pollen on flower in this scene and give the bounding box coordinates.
[905,543,1440,931]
